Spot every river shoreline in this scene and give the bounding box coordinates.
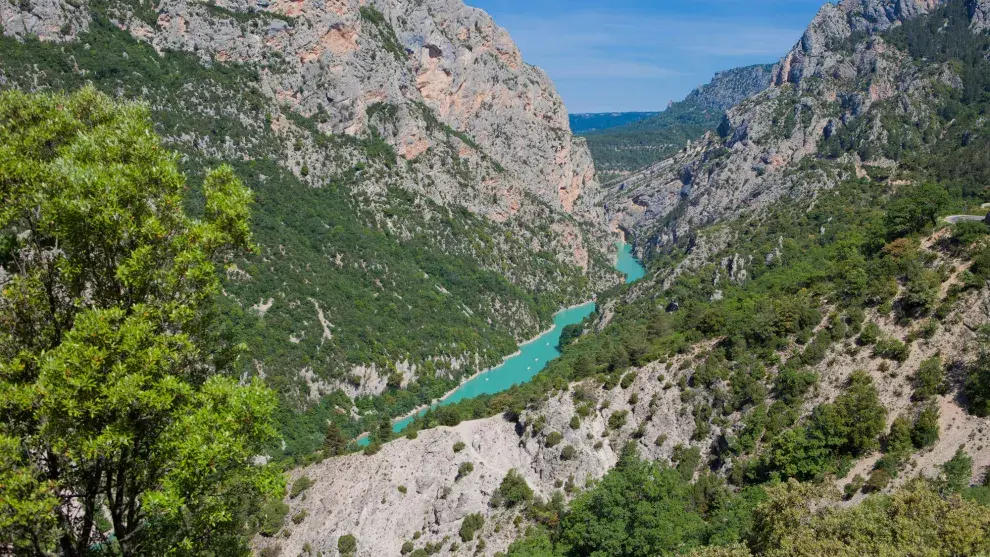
[354,242,645,446]
[355,300,597,445]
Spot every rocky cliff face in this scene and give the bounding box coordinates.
[606,0,960,257]
[773,0,943,86]
[683,63,774,112]
[0,0,597,219]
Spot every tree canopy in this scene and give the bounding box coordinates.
[0,87,279,555]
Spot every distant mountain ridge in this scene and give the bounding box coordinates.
[569,111,660,133]
[582,64,775,179]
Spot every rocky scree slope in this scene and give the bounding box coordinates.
[0,0,620,455]
[605,0,969,260]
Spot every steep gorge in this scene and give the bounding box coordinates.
[7,0,990,555]
[0,0,623,457]
[259,2,990,555]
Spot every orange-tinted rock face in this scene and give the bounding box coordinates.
[97,0,597,224]
[3,0,609,277]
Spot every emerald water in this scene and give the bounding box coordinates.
[356,242,646,444]
[616,241,647,283]
[387,302,596,434]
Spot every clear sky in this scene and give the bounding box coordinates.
[468,0,829,113]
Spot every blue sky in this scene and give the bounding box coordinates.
[468,0,828,113]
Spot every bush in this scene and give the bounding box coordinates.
[773,367,818,405]
[971,246,990,279]
[338,534,357,555]
[569,415,581,430]
[885,416,915,457]
[397,485,407,494]
[545,431,563,448]
[453,441,466,453]
[672,445,702,481]
[914,355,947,400]
[459,513,485,542]
[965,343,990,416]
[561,445,577,461]
[290,475,313,499]
[952,220,989,245]
[291,509,308,525]
[457,461,474,480]
[608,410,630,430]
[256,499,290,537]
[859,322,882,345]
[498,469,534,507]
[620,372,637,389]
[874,338,910,362]
[401,541,414,555]
[844,475,866,499]
[864,468,892,492]
[942,447,974,493]
[912,405,941,449]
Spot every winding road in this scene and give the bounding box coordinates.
[945,215,987,224]
[944,203,990,224]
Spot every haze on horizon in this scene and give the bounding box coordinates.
[470,0,829,113]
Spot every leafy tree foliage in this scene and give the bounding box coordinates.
[758,372,886,482]
[0,88,279,555]
[338,534,358,555]
[885,183,950,239]
[912,404,941,449]
[914,355,947,401]
[498,469,534,508]
[965,329,990,416]
[459,513,485,542]
[940,447,974,493]
[324,421,348,456]
[741,479,990,556]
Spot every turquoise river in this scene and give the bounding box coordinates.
[358,241,645,443]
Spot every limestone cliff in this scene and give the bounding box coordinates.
[606,0,958,258]
[1,0,598,221]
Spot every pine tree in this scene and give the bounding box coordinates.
[324,421,348,456]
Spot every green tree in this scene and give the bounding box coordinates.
[559,324,583,348]
[884,416,915,457]
[559,445,708,556]
[831,371,887,455]
[940,447,974,493]
[0,88,279,555]
[914,355,947,401]
[498,469,534,508]
[885,182,950,238]
[338,534,358,555]
[965,330,990,416]
[912,404,941,449]
[459,513,485,542]
[324,421,348,456]
[748,479,990,556]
